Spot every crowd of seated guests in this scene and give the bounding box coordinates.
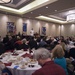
[0,34,75,75]
[0,34,75,54]
[0,35,74,55]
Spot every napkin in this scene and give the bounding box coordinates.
[22,53,32,58]
[4,62,12,66]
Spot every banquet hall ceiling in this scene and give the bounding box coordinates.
[2,0,35,9]
[0,0,75,24]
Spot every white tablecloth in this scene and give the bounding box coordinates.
[7,65,41,75]
[0,50,41,75]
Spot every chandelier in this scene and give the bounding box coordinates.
[0,0,12,4]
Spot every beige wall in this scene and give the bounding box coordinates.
[0,14,8,37]
[0,13,60,38]
[60,24,75,37]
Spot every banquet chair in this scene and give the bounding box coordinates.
[71,61,75,75]
[67,58,75,75]
[0,42,5,55]
[69,48,75,59]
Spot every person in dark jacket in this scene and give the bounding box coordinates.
[28,37,37,49]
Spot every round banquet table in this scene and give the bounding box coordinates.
[0,50,41,75]
[7,64,41,75]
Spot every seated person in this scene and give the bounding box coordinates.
[15,36,22,45]
[66,57,75,75]
[21,39,29,50]
[39,38,47,47]
[69,57,75,67]
[52,45,68,75]
[28,37,37,49]
[0,61,12,75]
[32,48,66,75]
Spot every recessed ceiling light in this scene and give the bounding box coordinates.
[31,12,33,14]
[39,14,42,16]
[55,10,57,12]
[46,6,48,8]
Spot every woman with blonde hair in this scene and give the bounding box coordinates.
[52,45,68,75]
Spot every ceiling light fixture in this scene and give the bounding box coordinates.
[0,0,12,4]
[67,13,75,22]
[55,10,57,12]
[46,6,48,8]
[31,12,33,14]
[36,16,67,24]
[39,14,42,16]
